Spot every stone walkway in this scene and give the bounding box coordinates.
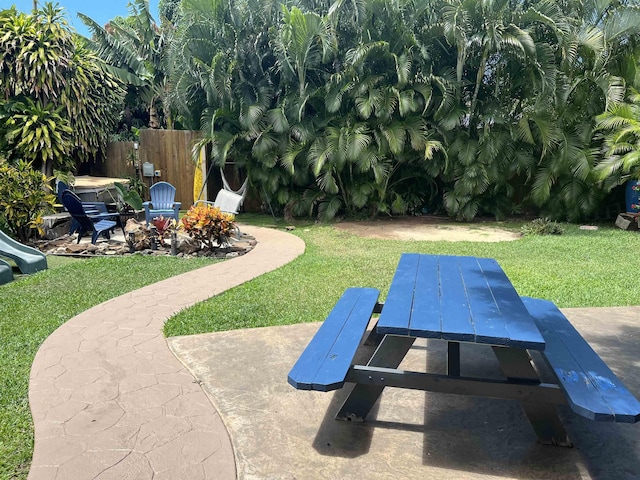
[27,226,305,479]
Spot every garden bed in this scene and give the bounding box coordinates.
[33,232,257,258]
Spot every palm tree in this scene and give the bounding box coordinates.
[0,4,124,175]
[161,0,640,221]
[595,89,640,188]
[79,0,167,128]
[522,0,639,219]
[274,6,336,106]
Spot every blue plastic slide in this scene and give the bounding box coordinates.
[0,230,47,274]
[0,258,12,284]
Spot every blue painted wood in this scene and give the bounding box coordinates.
[438,256,475,342]
[475,258,545,349]
[288,287,380,392]
[408,255,442,338]
[376,254,418,336]
[377,254,543,349]
[522,297,640,423]
[460,256,510,345]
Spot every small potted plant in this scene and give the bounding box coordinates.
[111,182,144,224]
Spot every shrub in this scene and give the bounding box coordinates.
[152,215,177,246]
[520,218,565,236]
[179,204,236,250]
[0,160,56,242]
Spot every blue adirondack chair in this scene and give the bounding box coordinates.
[143,181,181,225]
[57,180,110,233]
[61,191,120,244]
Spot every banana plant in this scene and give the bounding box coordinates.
[79,0,166,128]
[112,182,144,212]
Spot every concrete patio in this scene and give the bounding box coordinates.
[27,225,640,479]
[169,306,640,480]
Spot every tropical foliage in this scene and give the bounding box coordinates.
[0,160,56,242]
[0,4,125,175]
[8,0,635,221]
[595,88,640,190]
[520,218,565,236]
[152,215,177,240]
[180,204,237,249]
[79,0,169,130]
[112,181,144,212]
[158,0,640,221]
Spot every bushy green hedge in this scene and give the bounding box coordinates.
[0,160,55,242]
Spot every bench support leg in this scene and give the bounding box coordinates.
[492,347,572,447]
[336,335,415,422]
[447,341,461,376]
[363,303,384,346]
[363,328,385,347]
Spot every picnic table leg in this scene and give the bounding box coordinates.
[363,330,385,347]
[336,335,415,422]
[447,341,461,376]
[492,347,572,447]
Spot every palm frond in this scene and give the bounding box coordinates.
[267,107,290,133]
[317,194,342,220]
[317,171,339,194]
[380,122,407,155]
[344,41,388,68]
[355,91,375,119]
[530,165,555,205]
[308,137,332,177]
[393,52,412,86]
[345,125,372,161]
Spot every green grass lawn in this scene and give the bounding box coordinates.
[2,217,640,480]
[0,255,219,480]
[164,219,640,337]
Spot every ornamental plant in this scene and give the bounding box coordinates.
[179,204,236,250]
[152,215,177,246]
[520,218,564,236]
[0,159,56,242]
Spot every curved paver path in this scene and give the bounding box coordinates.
[28,226,305,480]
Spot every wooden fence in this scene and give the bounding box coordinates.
[97,130,200,208]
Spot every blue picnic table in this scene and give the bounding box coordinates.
[288,253,640,447]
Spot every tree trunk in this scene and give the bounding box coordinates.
[149,104,160,129]
[40,161,53,179]
[470,48,489,128]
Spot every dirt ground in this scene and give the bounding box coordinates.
[333,216,522,242]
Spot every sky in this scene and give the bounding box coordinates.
[3,1,161,37]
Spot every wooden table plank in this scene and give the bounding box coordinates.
[378,254,543,348]
[288,288,379,391]
[408,255,442,338]
[438,256,475,342]
[456,256,511,345]
[312,288,381,390]
[377,254,419,336]
[525,297,640,422]
[478,258,545,350]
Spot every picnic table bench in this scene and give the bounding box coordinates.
[288,254,640,446]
